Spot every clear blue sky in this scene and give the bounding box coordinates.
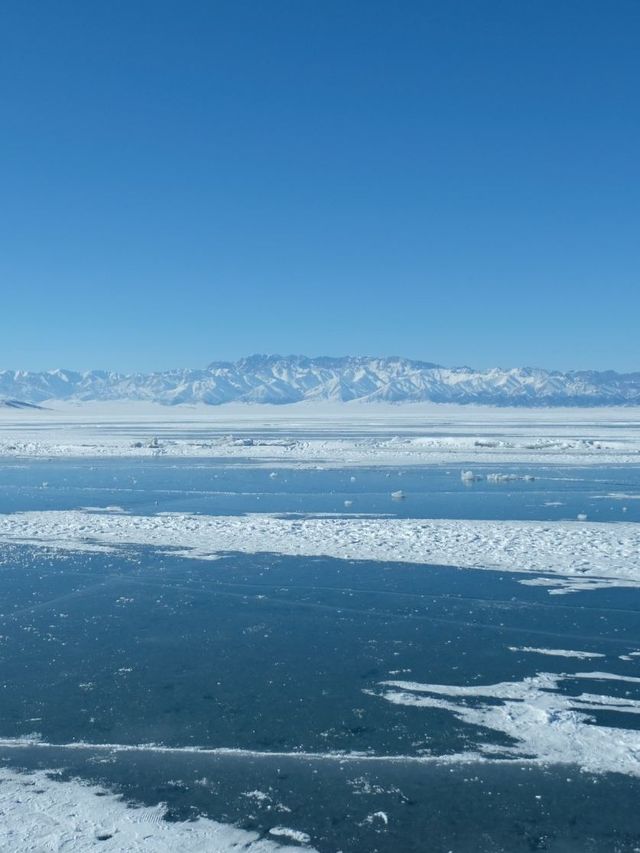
[1,1,638,373]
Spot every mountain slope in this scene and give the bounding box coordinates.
[0,356,639,407]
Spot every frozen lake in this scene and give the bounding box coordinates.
[0,449,638,850]
[1,457,639,521]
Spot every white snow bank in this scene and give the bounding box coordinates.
[369,670,640,777]
[0,511,638,594]
[0,766,316,851]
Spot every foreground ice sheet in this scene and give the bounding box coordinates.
[0,766,316,852]
[369,670,640,777]
[0,510,638,594]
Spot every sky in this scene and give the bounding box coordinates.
[1,0,639,374]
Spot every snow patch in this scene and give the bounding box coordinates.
[0,766,316,851]
[369,670,640,777]
[508,647,606,660]
[0,510,638,595]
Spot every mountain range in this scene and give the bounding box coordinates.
[1,355,639,407]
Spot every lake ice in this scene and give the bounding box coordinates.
[0,410,638,851]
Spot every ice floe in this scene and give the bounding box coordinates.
[268,827,312,844]
[508,647,606,659]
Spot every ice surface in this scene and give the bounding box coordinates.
[0,509,638,594]
[0,404,638,846]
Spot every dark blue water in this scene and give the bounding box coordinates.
[2,545,638,752]
[1,458,639,521]
[0,543,639,850]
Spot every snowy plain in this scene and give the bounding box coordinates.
[1,400,640,465]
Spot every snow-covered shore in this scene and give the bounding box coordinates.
[2,401,640,465]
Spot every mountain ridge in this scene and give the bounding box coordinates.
[1,355,639,407]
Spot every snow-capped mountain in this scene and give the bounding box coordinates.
[1,356,639,407]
